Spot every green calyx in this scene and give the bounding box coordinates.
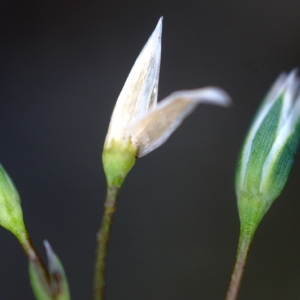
[237,192,269,239]
[102,140,137,188]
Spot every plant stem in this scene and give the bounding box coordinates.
[17,229,49,277]
[225,229,253,300]
[18,230,54,299]
[94,184,120,300]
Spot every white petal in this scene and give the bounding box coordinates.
[105,18,162,147]
[131,88,231,157]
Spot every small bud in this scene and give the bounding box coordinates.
[236,70,300,234]
[44,240,70,300]
[29,241,70,300]
[0,164,26,238]
[29,256,52,300]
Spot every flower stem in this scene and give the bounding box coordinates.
[225,229,253,300]
[94,184,120,300]
[17,229,49,278]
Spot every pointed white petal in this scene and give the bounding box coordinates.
[105,18,162,147]
[131,87,231,157]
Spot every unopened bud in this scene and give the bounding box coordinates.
[0,164,26,239]
[236,70,300,234]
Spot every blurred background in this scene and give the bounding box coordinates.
[1,1,300,299]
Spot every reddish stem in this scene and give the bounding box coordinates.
[225,231,252,300]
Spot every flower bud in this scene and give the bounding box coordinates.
[29,256,52,300]
[44,240,70,300]
[0,164,26,238]
[29,241,70,300]
[236,70,300,233]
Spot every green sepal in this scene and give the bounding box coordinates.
[262,120,300,201]
[239,95,283,194]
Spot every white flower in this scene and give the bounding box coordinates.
[103,18,230,186]
[104,17,231,158]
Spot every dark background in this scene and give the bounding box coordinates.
[1,1,300,299]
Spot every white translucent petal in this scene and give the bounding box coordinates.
[105,18,162,146]
[279,70,299,128]
[131,88,231,157]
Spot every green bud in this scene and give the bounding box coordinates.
[44,240,70,300]
[236,70,300,234]
[29,241,70,300]
[0,164,26,239]
[29,256,52,300]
